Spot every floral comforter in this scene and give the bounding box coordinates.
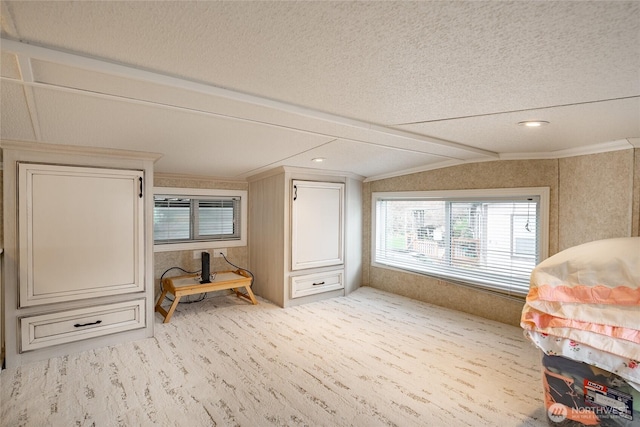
[521,237,640,390]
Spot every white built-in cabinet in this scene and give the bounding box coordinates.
[2,141,158,368]
[248,167,362,307]
[291,180,344,271]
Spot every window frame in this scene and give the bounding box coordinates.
[153,187,247,252]
[371,187,550,297]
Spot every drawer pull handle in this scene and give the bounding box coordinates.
[74,320,102,328]
[312,281,325,286]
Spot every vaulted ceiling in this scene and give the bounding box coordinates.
[1,1,639,181]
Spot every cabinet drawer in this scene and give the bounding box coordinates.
[291,270,344,299]
[20,299,145,352]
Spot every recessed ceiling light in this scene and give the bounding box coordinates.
[312,157,325,163]
[518,120,550,127]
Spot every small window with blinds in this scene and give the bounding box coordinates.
[372,188,549,297]
[153,188,247,251]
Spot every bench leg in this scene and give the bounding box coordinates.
[233,286,258,305]
[154,290,171,321]
[163,294,181,323]
[244,286,258,304]
[154,289,168,313]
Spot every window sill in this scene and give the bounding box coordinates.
[153,239,245,253]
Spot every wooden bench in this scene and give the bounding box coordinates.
[155,269,257,323]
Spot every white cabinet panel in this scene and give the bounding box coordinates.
[291,180,344,270]
[18,163,144,306]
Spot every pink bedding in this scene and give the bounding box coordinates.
[521,237,640,386]
[528,237,640,304]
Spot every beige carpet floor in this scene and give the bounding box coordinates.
[1,286,547,426]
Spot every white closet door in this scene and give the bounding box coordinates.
[19,163,144,306]
[291,180,344,270]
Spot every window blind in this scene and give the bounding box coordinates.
[196,199,238,238]
[373,193,542,297]
[154,196,241,244]
[154,198,190,241]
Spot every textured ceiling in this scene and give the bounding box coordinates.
[1,1,639,180]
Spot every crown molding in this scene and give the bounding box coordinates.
[0,139,163,162]
[154,172,247,185]
[499,139,634,160]
[364,139,635,182]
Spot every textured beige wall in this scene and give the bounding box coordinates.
[153,174,249,297]
[558,150,635,251]
[0,175,3,246]
[633,149,640,237]
[370,266,525,325]
[362,151,638,326]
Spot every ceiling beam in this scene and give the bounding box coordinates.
[1,38,499,161]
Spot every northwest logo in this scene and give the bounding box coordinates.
[548,403,568,423]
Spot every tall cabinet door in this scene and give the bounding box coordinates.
[18,163,145,307]
[291,180,344,270]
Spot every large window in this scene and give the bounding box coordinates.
[372,188,549,297]
[153,187,247,252]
